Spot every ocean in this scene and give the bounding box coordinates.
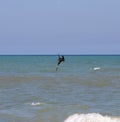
[0,55,120,122]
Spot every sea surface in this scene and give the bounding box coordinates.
[0,55,120,122]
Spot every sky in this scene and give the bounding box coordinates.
[0,0,120,55]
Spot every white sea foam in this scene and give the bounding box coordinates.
[64,113,120,122]
[30,102,45,106]
[90,67,101,71]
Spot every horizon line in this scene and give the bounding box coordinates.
[0,54,120,56]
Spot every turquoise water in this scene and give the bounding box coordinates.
[0,55,120,122]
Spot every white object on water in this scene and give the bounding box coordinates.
[31,102,45,106]
[93,67,101,70]
[64,113,120,122]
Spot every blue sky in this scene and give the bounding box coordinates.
[0,0,120,55]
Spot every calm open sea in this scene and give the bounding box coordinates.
[0,55,120,122]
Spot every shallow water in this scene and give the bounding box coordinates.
[0,55,120,122]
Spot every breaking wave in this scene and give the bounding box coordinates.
[90,67,101,71]
[64,113,120,122]
[26,102,46,106]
